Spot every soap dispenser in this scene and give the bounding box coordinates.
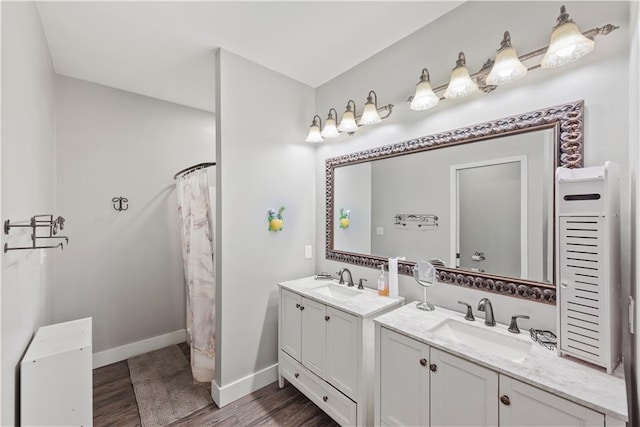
[377,264,389,296]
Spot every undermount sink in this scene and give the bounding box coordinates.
[431,319,533,363]
[311,284,362,301]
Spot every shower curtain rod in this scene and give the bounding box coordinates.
[173,162,216,179]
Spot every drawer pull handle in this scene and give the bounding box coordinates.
[325,315,330,321]
[419,358,427,366]
[500,395,511,406]
[322,396,328,402]
[429,363,437,372]
[295,303,300,308]
[300,306,305,311]
[294,373,299,378]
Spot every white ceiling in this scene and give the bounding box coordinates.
[36,1,464,112]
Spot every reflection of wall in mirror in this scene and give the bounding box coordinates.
[366,130,553,283]
[334,163,372,254]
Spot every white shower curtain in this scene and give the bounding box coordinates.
[176,169,215,382]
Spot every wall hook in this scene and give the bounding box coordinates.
[112,197,128,211]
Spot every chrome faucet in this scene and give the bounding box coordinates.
[337,268,355,287]
[477,298,496,326]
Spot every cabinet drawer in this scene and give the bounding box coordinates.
[281,351,356,426]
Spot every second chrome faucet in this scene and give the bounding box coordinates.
[477,298,496,326]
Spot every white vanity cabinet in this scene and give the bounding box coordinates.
[379,327,429,426]
[379,328,498,427]
[499,376,604,427]
[278,278,404,427]
[280,288,302,360]
[376,326,618,427]
[430,347,499,426]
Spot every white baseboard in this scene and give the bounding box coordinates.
[92,329,187,368]
[211,363,278,407]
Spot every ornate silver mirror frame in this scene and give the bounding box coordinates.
[325,100,585,304]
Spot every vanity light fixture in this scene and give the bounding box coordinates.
[486,31,528,85]
[359,91,382,125]
[337,100,359,133]
[443,52,479,99]
[305,115,324,143]
[305,91,393,141]
[321,108,340,139]
[407,6,617,113]
[409,68,439,111]
[541,5,595,68]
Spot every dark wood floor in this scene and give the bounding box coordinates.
[93,343,339,426]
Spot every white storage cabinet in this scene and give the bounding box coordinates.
[21,317,93,426]
[377,327,607,427]
[279,282,403,427]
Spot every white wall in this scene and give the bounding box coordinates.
[334,162,372,254]
[315,1,629,333]
[214,49,315,405]
[53,76,214,354]
[629,0,640,422]
[1,2,56,424]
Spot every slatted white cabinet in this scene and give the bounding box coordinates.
[559,217,609,366]
[21,317,92,426]
[556,162,621,373]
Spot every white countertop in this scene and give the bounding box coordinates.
[278,276,404,318]
[374,303,627,421]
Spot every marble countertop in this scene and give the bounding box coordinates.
[374,303,628,421]
[278,276,404,318]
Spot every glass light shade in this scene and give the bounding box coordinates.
[321,117,339,139]
[486,46,528,85]
[338,110,358,133]
[305,122,323,143]
[410,80,439,111]
[541,20,594,68]
[359,102,382,125]
[443,66,478,99]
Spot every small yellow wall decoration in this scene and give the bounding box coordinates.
[339,208,351,229]
[268,206,285,231]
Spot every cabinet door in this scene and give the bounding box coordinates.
[379,328,429,427]
[499,376,604,427]
[301,297,327,377]
[326,306,358,399]
[280,289,302,361]
[430,348,498,426]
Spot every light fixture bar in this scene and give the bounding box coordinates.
[340,104,394,135]
[421,23,619,97]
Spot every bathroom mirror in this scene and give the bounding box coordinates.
[326,101,585,304]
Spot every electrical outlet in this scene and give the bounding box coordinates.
[305,245,312,259]
[630,296,635,334]
[377,227,384,235]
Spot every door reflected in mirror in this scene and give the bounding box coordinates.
[333,129,554,283]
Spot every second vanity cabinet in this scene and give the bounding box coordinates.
[380,328,499,426]
[281,289,358,399]
[377,326,614,427]
[278,278,404,426]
